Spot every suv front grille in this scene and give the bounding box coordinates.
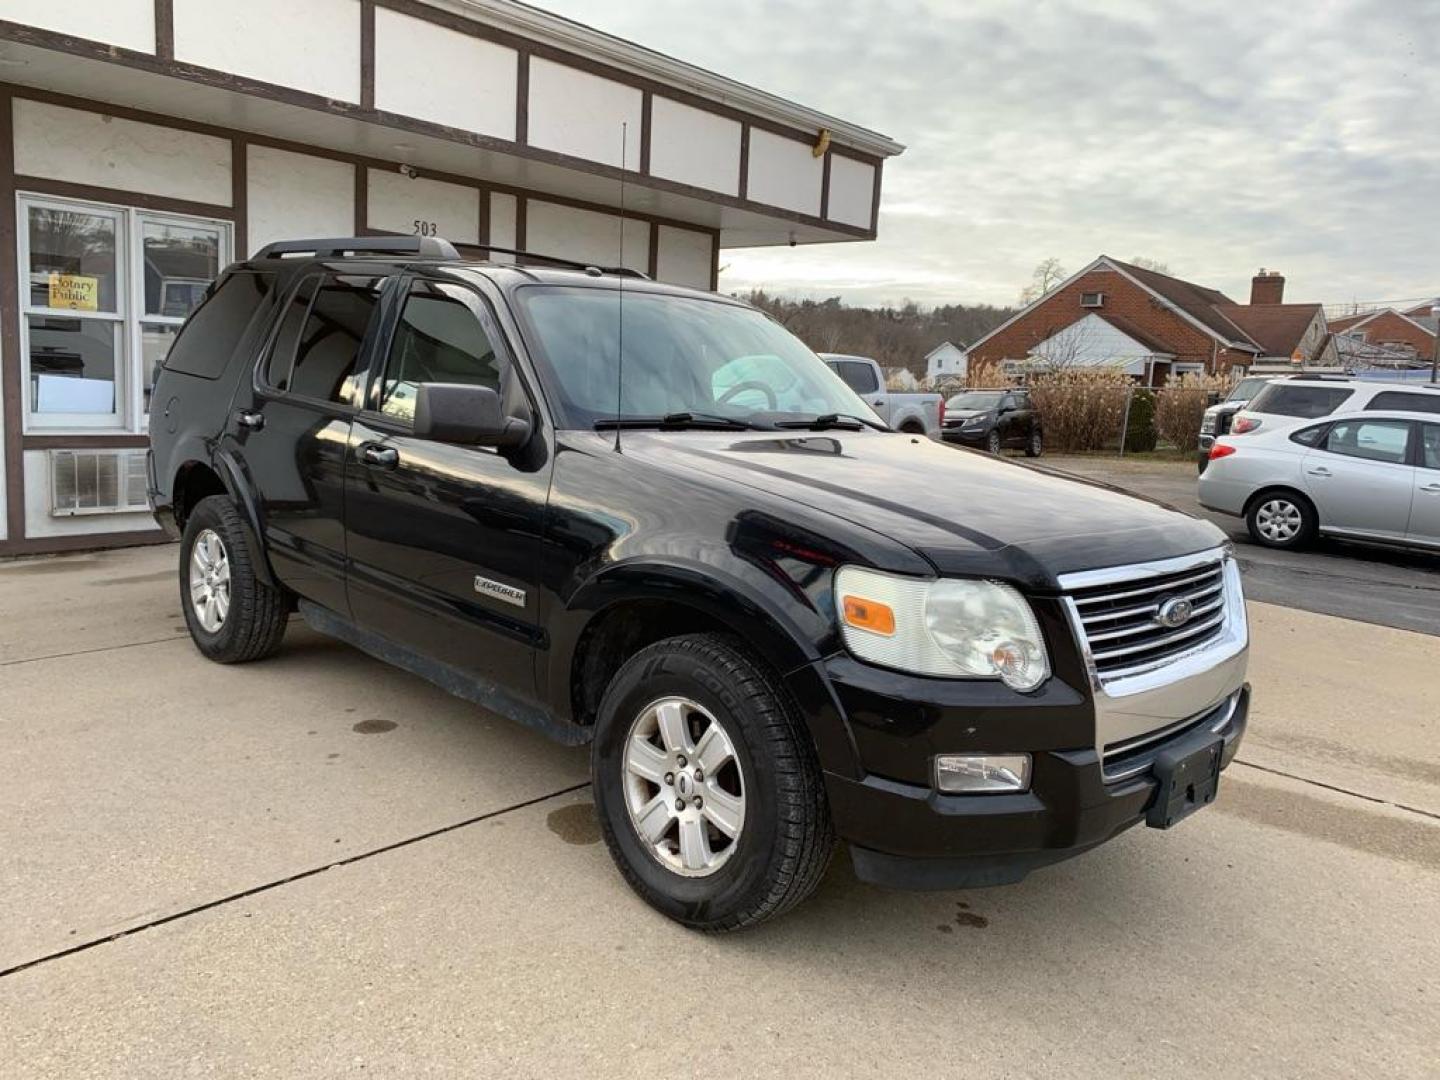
[1067,558,1228,679]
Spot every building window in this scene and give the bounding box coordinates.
[1080,291,1104,308]
[20,194,229,431]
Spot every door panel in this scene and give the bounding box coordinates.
[225,272,383,613]
[1301,419,1415,539]
[343,279,551,696]
[1409,423,1440,545]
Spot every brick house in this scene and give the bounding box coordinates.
[967,256,1332,381]
[1329,307,1436,363]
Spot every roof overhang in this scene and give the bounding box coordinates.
[0,14,898,250]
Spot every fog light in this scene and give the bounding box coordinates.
[935,753,1032,794]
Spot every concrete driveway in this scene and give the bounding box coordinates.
[2,545,1438,1078]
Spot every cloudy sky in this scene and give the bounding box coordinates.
[533,0,1438,312]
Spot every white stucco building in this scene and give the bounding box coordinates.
[924,340,967,383]
[0,0,902,554]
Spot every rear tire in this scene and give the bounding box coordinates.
[179,495,289,662]
[1245,490,1317,550]
[591,633,834,931]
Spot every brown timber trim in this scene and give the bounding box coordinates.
[154,0,174,61]
[515,48,529,145]
[709,235,719,293]
[515,195,527,250]
[0,529,171,557]
[360,0,376,110]
[22,435,151,450]
[478,187,490,246]
[869,158,883,237]
[232,136,248,255]
[819,148,832,221]
[647,223,659,279]
[13,176,235,221]
[1,86,22,543]
[738,123,750,200]
[639,90,652,176]
[354,164,368,233]
[0,22,882,237]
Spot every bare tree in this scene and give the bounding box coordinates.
[1018,258,1068,305]
[1128,256,1171,275]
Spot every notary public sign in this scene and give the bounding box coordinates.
[48,273,99,311]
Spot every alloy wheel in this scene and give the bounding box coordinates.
[622,696,746,877]
[188,528,232,632]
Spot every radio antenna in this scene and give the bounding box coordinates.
[613,121,628,453]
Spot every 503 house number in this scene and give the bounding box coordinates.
[413,220,438,237]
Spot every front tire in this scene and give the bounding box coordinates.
[592,634,834,931]
[986,430,1002,455]
[1245,490,1317,550]
[179,495,289,662]
[1025,428,1043,457]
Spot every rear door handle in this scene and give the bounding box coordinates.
[1306,467,1331,477]
[235,409,264,430]
[1421,483,1440,494]
[359,443,399,470]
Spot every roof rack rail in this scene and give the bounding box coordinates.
[467,244,649,280]
[252,236,460,260]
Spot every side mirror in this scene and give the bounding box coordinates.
[413,383,530,448]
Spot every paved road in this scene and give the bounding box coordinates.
[1,546,1437,1078]
[1043,455,1440,637]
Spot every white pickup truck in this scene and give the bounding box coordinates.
[819,353,943,435]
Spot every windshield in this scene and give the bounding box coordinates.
[1226,377,1268,403]
[946,391,1004,411]
[514,286,875,429]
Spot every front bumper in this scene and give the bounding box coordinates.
[939,425,992,445]
[833,686,1248,889]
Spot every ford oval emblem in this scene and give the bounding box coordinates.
[1155,596,1194,629]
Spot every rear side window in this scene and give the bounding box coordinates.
[163,271,275,380]
[1366,391,1440,415]
[1247,384,1354,418]
[831,360,879,394]
[263,273,383,405]
[1289,424,1327,447]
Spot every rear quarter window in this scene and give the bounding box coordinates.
[1247,384,1354,418]
[162,271,276,380]
[1365,391,1440,415]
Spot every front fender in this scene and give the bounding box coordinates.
[547,557,862,778]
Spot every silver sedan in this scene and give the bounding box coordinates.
[1197,410,1440,552]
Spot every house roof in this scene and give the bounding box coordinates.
[1213,303,1322,358]
[924,340,966,359]
[1329,311,1371,333]
[1329,307,1437,340]
[1106,258,1257,348]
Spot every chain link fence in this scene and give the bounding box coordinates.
[943,372,1230,456]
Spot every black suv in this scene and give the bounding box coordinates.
[149,236,1251,930]
[940,387,1043,455]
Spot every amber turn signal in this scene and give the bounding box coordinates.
[842,595,896,635]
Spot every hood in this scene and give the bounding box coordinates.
[611,430,1225,589]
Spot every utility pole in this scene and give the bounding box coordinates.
[1431,298,1440,384]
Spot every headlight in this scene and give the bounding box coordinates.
[834,567,1050,691]
[962,416,988,428]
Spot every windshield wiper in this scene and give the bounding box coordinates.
[773,412,887,432]
[594,412,762,431]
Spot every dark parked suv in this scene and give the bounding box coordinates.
[940,387,1043,455]
[149,236,1251,930]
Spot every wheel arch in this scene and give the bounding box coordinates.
[177,450,279,588]
[548,557,863,771]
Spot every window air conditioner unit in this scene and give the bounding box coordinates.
[49,449,150,516]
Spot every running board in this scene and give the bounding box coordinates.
[298,600,590,747]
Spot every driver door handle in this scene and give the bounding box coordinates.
[359,443,399,470]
